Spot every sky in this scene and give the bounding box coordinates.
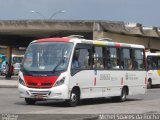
[0,0,159,27]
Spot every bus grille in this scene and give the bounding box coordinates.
[27,82,53,88]
[29,90,50,97]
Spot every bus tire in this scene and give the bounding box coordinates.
[147,79,152,89]
[117,88,127,102]
[67,89,79,107]
[25,98,36,105]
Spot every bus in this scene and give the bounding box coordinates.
[12,55,24,75]
[12,55,24,64]
[18,36,147,106]
[146,52,160,88]
[0,54,7,75]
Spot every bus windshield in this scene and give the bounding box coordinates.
[22,42,73,73]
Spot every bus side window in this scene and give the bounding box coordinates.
[121,48,133,70]
[128,59,133,70]
[157,58,160,69]
[147,57,152,70]
[72,49,80,68]
[109,47,120,69]
[106,48,111,69]
[78,49,91,69]
[93,46,104,69]
[72,44,92,70]
[134,49,145,70]
[148,56,157,70]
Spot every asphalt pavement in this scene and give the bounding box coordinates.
[0,76,18,88]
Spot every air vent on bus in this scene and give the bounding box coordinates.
[66,35,84,39]
[97,38,112,42]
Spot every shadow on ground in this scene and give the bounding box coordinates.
[15,97,143,108]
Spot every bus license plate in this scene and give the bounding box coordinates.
[35,95,43,99]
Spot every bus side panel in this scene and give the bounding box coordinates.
[125,71,146,95]
[69,70,146,99]
[96,70,122,97]
[147,70,160,85]
[69,70,103,99]
[96,70,146,97]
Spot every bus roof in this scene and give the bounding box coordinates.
[12,54,24,57]
[33,37,144,49]
[146,52,160,56]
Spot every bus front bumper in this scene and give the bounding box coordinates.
[18,84,69,100]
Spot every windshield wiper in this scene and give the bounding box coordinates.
[52,51,68,73]
[52,58,66,73]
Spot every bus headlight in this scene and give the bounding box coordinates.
[19,77,26,86]
[54,77,65,87]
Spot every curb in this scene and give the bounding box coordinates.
[82,115,99,120]
[0,79,18,88]
[0,76,18,80]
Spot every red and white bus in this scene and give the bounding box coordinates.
[18,36,147,106]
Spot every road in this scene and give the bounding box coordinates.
[0,87,160,119]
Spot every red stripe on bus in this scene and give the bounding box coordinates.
[94,77,96,86]
[145,77,147,85]
[121,77,123,85]
[115,43,121,46]
[35,38,70,42]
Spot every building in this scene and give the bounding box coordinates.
[0,20,160,61]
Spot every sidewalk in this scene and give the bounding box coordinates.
[0,76,18,88]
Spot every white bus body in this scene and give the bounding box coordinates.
[146,52,160,88]
[18,37,147,106]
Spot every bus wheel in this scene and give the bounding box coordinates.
[25,98,36,105]
[118,88,127,102]
[147,80,152,89]
[67,90,79,107]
